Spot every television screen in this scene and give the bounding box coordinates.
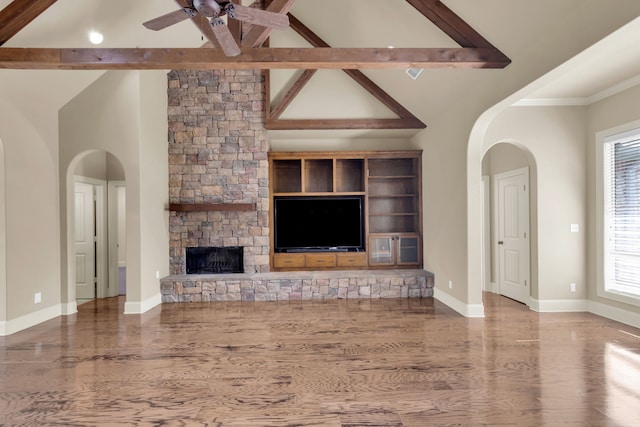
[274,196,364,252]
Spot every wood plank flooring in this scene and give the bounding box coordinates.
[1,293,640,426]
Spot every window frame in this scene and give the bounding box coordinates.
[596,121,640,307]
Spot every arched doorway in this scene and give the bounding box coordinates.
[68,150,126,305]
[481,142,538,306]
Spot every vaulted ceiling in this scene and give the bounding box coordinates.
[1,0,639,137]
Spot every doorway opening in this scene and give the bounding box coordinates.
[72,151,126,305]
[481,143,537,307]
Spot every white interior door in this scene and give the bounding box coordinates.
[496,168,530,304]
[75,182,96,299]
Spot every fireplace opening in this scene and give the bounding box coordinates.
[186,247,244,274]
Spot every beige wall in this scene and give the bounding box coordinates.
[587,84,640,315]
[59,70,169,312]
[483,107,588,303]
[462,7,640,315]
[0,139,5,323]
[0,98,61,323]
[482,143,529,176]
[1,3,639,335]
[137,70,170,305]
[74,151,126,181]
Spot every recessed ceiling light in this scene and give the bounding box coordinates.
[89,31,104,45]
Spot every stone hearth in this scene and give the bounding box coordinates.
[161,270,434,303]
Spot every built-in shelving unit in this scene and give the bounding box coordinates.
[269,150,422,271]
[367,157,421,267]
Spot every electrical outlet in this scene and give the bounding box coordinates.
[570,283,577,293]
[34,292,42,304]
[156,270,160,279]
[448,280,453,289]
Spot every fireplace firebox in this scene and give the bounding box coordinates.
[186,247,244,274]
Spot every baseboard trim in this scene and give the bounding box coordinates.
[434,288,485,318]
[61,301,78,315]
[0,304,62,336]
[484,282,499,294]
[588,300,640,329]
[124,293,162,314]
[530,298,588,312]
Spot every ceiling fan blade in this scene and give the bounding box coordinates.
[143,8,194,31]
[211,19,241,56]
[227,4,289,29]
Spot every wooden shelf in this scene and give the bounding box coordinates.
[169,203,256,212]
[369,194,418,198]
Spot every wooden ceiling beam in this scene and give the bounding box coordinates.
[242,0,297,48]
[269,69,317,120]
[0,47,512,70]
[267,14,425,130]
[405,0,496,49]
[266,118,425,131]
[0,0,58,46]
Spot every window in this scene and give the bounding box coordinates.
[603,128,640,299]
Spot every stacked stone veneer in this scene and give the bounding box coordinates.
[161,270,434,302]
[168,69,270,274]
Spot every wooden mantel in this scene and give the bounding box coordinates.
[169,203,256,212]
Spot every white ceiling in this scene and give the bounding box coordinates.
[1,1,639,124]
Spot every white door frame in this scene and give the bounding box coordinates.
[74,176,108,299]
[493,167,531,305]
[481,175,494,293]
[108,181,126,298]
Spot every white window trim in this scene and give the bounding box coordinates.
[596,120,640,307]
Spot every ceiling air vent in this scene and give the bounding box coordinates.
[406,68,424,80]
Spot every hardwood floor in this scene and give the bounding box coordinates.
[1,293,639,426]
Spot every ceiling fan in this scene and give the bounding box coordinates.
[143,0,290,57]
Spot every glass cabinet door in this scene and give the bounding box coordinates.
[369,236,395,266]
[398,235,420,265]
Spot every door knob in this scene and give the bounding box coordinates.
[498,241,504,245]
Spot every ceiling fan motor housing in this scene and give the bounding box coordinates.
[192,0,224,17]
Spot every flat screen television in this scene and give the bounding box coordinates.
[274,196,364,253]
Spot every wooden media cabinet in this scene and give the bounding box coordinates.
[269,150,423,271]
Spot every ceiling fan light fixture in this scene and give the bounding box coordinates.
[88,30,104,45]
[193,0,222,17]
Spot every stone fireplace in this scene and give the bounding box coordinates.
[168,68,270,275]
[161,63,435,303]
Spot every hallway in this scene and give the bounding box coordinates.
[1,294,639,425]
